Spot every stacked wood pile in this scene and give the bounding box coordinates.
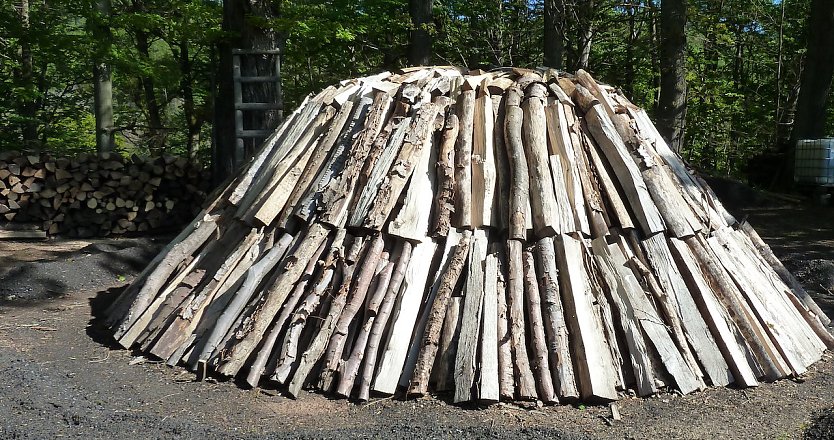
[106,67,833,404]
[0,151,209,237]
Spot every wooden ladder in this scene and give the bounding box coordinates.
[232,48,283,162]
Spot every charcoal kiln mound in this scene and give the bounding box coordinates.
[105,66,833,404]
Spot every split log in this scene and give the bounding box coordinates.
[373,240,438,394]
[554,234,619,401]
[408,230,472,396]
[522,248,557,403]
[454,230,488,403]
[479,251,500,402]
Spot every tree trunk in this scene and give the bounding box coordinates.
[792,0,834,142]
[92,0,115,153]
[570,0,594,71]
[408,0,433,66]
[214,0,283,183]
[135,25,165,152]
[657,0,687,153]
[177,38,201,160]
[18,0,39,149]
[543,0,563,69]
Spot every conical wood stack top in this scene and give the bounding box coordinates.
[105,66,832,404]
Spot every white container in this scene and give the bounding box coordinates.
[795,138,834,186]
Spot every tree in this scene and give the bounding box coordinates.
[792,0,834,142]
[543,0,563,68]
[213,0,284,182]
[657,0,687,153]
[408,0,433,65]
[91,0,115,152]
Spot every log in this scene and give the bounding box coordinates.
[373,239,438,394]
[522,248,557,403]
[535,237,578,399]
[571,84,664,235]
[472,87,497,227]
[453,88,475,228]
[554,233,619,401]
[504,87,529,240]
[479,251,500,402]
[355,242,412,401]
[335,253,393,397]
[522,82,560,237]
[434,296,462,392]
[408,230,472,396]
[505,239,537,399]
[362,103,441,231]
[453,230,488,403]
[430,113,460,237]
[495,248,514,400]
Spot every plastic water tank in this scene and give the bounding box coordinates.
[795,138,834,186]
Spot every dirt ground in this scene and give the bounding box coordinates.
[1,190,834,439]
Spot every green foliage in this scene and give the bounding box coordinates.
[1,0,832,183]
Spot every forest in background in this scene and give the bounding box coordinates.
[2,0,833,184]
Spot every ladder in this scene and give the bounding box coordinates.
[232,48,283,163]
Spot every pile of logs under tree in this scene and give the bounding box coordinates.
[0,151,209,237]
[106,66,833,404]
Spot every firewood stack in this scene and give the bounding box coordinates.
[0,151,209,237]
[105,67,833,404]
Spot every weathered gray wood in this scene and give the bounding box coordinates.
[363,103,442,231]
[215,224,332,379]
[277,101,356,229]
[686,235,790,380]
[335,253,392,397]
[604,237,703,394]
[349,113,411,227]
[739,221,832,327]
[318,234,386,392]
[709,229,826,373]
[272,231,345,384]
[114,212,221,343]
[554,233,619,401]
[245,238,329,387]
[435,296,462,392]
[642,233,730,386]
[590,238,657,396]
[319,92,395,228]
[454,230,488,403]
[246,106,337,226]
[479,251,500,402]
[355,242,412,401]
[572,84,665,236]
[668,237,759,387]
[283,235,366,396]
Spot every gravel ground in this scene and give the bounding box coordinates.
[1,190,833,439]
